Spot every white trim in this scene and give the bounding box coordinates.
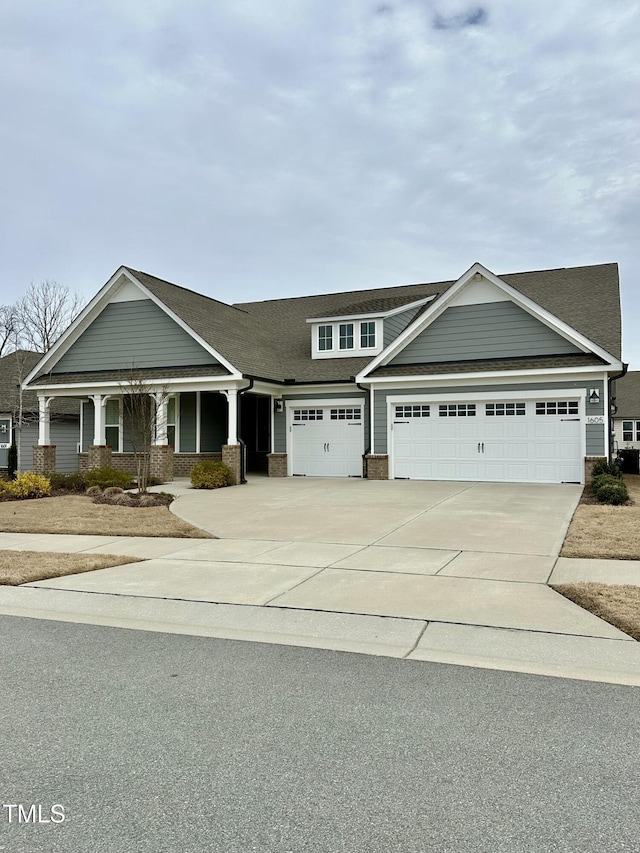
[358,262,621,380]
[196,391,201,453]
[360,364,621,387]
[284,397,365,410]
[25,375,240,395]
[386,388,587,483]
[22,266,243,386]
[370,388,375,455]
[311,319,383,360]
[0,414,12,450]
[172,393,180,453]
[270,396,275,454]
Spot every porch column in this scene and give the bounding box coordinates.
[225,389,239,445]
[153,393,168,445]
[37,396,51,445]
[90,394,107,446]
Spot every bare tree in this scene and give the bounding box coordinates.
[0,304,20,356]
[119,373,171,494]
[16,280,84,352]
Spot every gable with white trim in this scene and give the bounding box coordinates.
[52,297,220,373]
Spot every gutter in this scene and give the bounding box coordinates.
[608,362,628,460]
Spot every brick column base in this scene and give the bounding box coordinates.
[32,445,56,475]
[87,445,112,470]
[150,445,174,482]
[222,445,242,485]
[267,453,288,477]
[365,454,389,480]
[585,457,606,484]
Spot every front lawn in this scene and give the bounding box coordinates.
[0,494,213,538]
[561,475,640,560]
[553,582,640,642]
[0,551,142,586]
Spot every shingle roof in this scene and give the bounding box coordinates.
[26,262,622,389]
[613,371,640,418]
[0,351,79,417]
[33,364,230,386]
[370,354,606,378]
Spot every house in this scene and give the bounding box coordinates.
[0,350,80,475]
[22,261,624,486]
[612,371,640,451]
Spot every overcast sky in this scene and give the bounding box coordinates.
[1,0,638,365]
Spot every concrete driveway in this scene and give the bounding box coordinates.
[5,475,640,684]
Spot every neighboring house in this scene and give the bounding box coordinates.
[22,261,624,486]
[612,371,640,451]
[0,350,80,475]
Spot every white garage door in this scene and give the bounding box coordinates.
[291,406,364,477]
[392,399,583,484]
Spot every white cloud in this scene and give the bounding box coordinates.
[0,0,638,363]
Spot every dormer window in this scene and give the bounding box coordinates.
[360,321,376,348]
[318,325,333,351]
[339,323,354,350]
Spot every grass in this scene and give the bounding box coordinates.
[0,551,142,586]
[0,494,213,539]
[553,582,640,642]
[561,474,640,560]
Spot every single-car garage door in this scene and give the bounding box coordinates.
[291,406,364,477]
[392,399,583,484]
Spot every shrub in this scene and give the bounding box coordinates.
[85,485,103,497]
[7,445,17,480]
[593,479,629,505]
[591,473,621,494]
[49,472,87,492]
[190,460,234,489]
[7,472,52,498]
[103,486,125,497]
[84,467,133,490]
[590,459,622,479]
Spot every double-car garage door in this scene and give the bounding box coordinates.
[392,398,583,484]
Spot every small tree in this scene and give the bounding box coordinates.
[16,280,84,352]
[0,305,20,356]
[119,374,170,494]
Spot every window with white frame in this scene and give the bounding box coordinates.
[439,404,476,417]
[167,397,176,447]
[486,403,526,416]
[293,409,324,421]
[105,398,120,449]
[360,321,376,348]
[395,405,430,418]
[330,408,361,420]
[318,325,333,351]
[622,421,640,442]
[536,401,578,415]
[339,323,354,350]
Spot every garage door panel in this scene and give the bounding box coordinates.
[291,407,363,477]
[392,398,582,484]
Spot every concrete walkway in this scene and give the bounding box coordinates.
[0,477,639,686]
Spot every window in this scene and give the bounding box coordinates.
[486,403,526,416]
[318,325,333,351]
[105,398,120,449]
[339,323,354,350]
[167,397,176,447]
[293,409,324,421]
[360,321,376,348]
[439,404,476,417]
[395,405,430,418]
[536,401,578,415]
[330,408,361,420]
[622,421,640,442]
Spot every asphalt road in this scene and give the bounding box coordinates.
[1,616,638,853]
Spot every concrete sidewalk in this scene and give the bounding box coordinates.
[0,527,638,686]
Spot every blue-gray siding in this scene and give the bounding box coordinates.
[383,306,422,347]
[20,421,79,473]
[374,379,605,454]
[53,300,220,373]
[390,301,582,365]
[82,402,94,452]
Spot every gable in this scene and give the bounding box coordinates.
[389,301,583,366]
[52,299,220,374]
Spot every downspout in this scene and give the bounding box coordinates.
[608,362,628,461]
[237,376,255,484]
[355,381,371,478]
